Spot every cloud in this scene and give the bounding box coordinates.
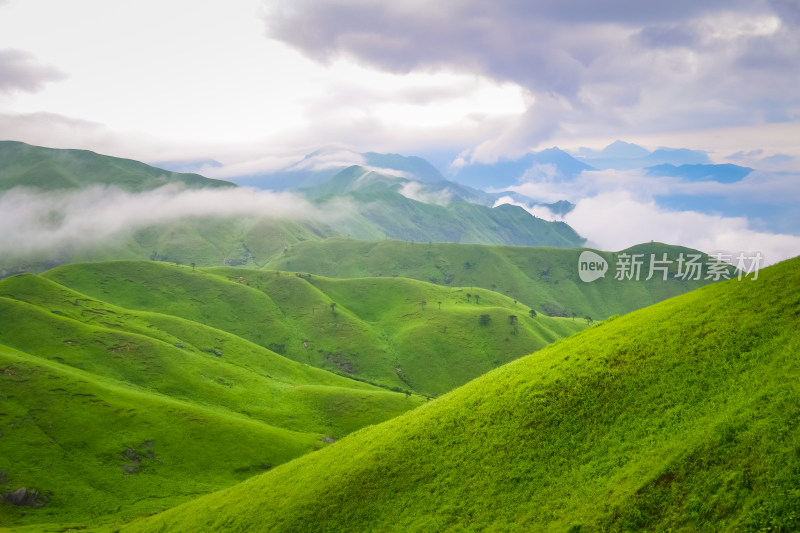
[0,185,349,258]
[563,191,800,266]
[288,148,365,172]
[398,181,452,206]
[261,0,800,160]
[634,24,701,49]
[493,196,563,220]
[495,164,800,262]
[0,49,65,94]
[505,166,800,213]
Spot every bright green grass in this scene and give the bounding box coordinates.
[0,343,323,532]
[268,239,723,319]
[0,259,581,531]
[42,261,585,396]
[122,256,800,532]
[0,271,426,531]
[0,293,419,438]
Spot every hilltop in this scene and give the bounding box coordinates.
[123,256,800,532]
[0,143,587,278]
[304,166,583,247]
[40,261,585,396]
[0,141,234,191]
[268,239,726,320]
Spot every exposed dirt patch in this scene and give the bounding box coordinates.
[120,440,156,474]
[3,486,49,508]
[322,352,357,374]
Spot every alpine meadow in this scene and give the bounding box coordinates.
[2,1,800,531]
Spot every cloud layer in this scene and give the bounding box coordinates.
[495,166,800,265]
[263,0,800,160]
[0,185,343,258]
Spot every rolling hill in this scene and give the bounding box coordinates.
[0,143,587,278]
[0,260,587,530]
[0,141,234,191]
[122,255,800,532]
[304,166,584,247]
[0,269,427,530]
[267,239,727,320]
[39,260,586,397]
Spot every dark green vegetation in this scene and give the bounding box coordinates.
[269,239,724,320]
[0,141,234,191]
[0,261,583,531]
[124,256,800,533]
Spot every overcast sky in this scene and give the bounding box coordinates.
[1,0,798,169]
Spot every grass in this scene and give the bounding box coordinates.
[267,238,724,319]
[41,261,586,396]
[0,269,430,531]
[0,260,583,530]
[121,255,800,532]
[0,343,324,531]
[304,166,584,247]
[0,143,586,278]
[0,141,233,192]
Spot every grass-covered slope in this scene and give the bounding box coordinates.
[124,256,800,532]
[304,166,584,247]
[268,239,721,320]
[0,274,417,436]
[0,140,234,191]
[41,261,585,397]
[0,343,324,531]
[0,272,422,530]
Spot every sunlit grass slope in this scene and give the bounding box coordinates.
[124,256,800,533]
[0,343,322,531]
[43,261,586,396]
[268,239,722,319]
[0,274,417,437]
[0,272,423,530]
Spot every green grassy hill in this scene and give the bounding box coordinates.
[40,261,585,397]
[0,144,585,279]
[1,206,338,279]
[122,256,799,533]
[304,166,584,247]
[0,141,234,192]
[268,239,724,319]
[0,271,423,531]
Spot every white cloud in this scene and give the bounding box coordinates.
[563,191,800,265]
[398,181,452,205]
[0,185,351,257]
[493,196,562,220]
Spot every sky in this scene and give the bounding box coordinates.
[1,0,799,263]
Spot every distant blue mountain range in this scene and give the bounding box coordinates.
[451,148,595,189]
[645,163,753,183]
